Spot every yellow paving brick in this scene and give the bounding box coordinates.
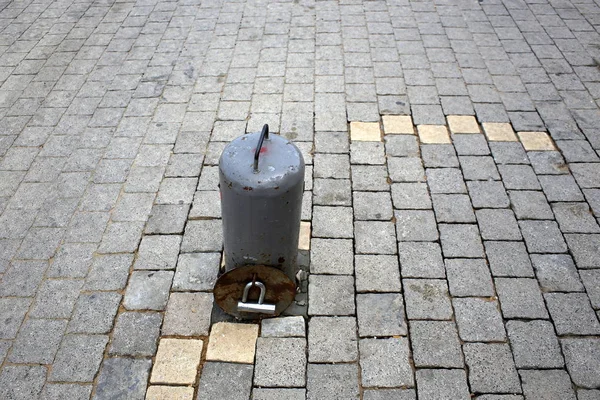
[447,115,480,134]
[298,221,311,250]
[482,123,518,141]
[146,386,194,400]
[205,322,259,364]
[382,115,414,134]
[350,121,381,141]
[150,338,203,385]
[518,131,555,151]
[417,125,451,144]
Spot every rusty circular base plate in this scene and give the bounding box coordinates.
[214,265,296,320]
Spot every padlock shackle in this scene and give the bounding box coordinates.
[241,280,266,304]
[253,124,269,172]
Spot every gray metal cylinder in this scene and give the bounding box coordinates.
[219,125,305,275]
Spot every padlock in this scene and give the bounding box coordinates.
[237,281,276,314]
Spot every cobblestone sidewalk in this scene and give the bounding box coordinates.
[0,0,600,398]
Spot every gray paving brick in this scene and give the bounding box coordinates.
[197,362,253,400]
[68,292,121,334]
[357,293,407,337]
[309,274,355,316]
[485,241,534,277]
[355,221,397,254]
[385,135,419,157]
[519,220,567,253]
[398,242,445,278]
[584,189,600,216]
[404,279,452,320]
[467,180,510,208]
[93,357,151,400]
[261,316,305,338]
[421,144,459,168]
[351,142,385,165]
[565,234,600,268]
[252,389,305,400]
[498,164,541,190]
[314,153,350,179]
[432,194,476,223]
[133,235,181,270]
[391,183,432,210]
[439,224,484,258]
[30,279,83,318]
[172,252,219,291]
[388,157,426,182]
[416,369,470,400]
[531,254,584,292]
[580,269,600,309]
[553,202,600,233]
[509,190,554,220]
[124,270,173,311]
[577,389,600,400]
[477,209,522,240]
[453,297,506,342]
[308,316,358,363]
[528,151,569,175]
[446,258,494,297]
[314,179,351,206]
[363,389,416,400]
[181,219,222,252]
[426,168,467,193]
[353,191,393,220]
[307,363,359,400]
[85,254,133,291]
[519,369,576,400]
[0,365,46,400]
[463,343,521,394]
[254,337,306,387]
[490,142,529,165]
[495,278,548,319]
[571,163,600,188]
[561,338,600,388]
[312,206,353,238]
[507,320,563,369]
[311,239,354,275]
[395,210,438,241]
[0,260,47,297]
[109,311,162,356]
[359,338,414,388]
[9,318,66,364]
[355,254,402,292]
[351,165,390,191]
[50,334,108,383]
[410,321,463,368]
[545,293,600,335]
[41,384,92,400]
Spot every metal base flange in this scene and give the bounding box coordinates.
[213,264,296,319]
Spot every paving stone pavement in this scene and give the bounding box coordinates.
[0,0,600,398]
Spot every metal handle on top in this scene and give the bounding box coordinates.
[253,124,269,172]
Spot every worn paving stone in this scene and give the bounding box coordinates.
[359,338,414,388]
[410,321,463,368]
[9,318,66,364]
[261,316,305,338]
[463,343,522,394]
[85,254,133,291]
[509,190,554,220]
[0,297,32,339]
[520,370,576,400]
[197,362,253,400]
[314,179,351,206]
[252,389,306,400]
[181,219,223,252]
[565,234,600,268]
[507,320,564,368]
[355,221,397,254]
[355,254,402,292]
[254,337,306,388]
[580,269,600,309]
[172,252,220,291]
[561,338,600,388]
[94,358,151,400]
[0,365,46,400]
[453,297,506,342]
[133,235,181,270]
[404,279,453,320]
[388,157,426,182]
[50,334,108,383]
[309,274,355,316]
[398,242,445,278]
[353,191,393,220]
[495,278,549,319]
[539,174,585,202]
[391,183,432,210]
[446,258,494,297]
[306,363,360,400]
[432,194,476,223]
[531,254,584,292]
[477,209,522,240]
[68,292,122,334]
[308,316,358,363]
[553,202,600,233]
[426,168,467,193]
[421,144,459,168]
[110,311,162,357]
[311,239,354,274]
[485,241,534,277]
[41,384,93,400]
[363,389,416,400]
[416,369,470,400]
[395,210,438,241]
[519,220,568,253]
[162,292,213,336]
[124,271,173,311]
[545,293,600,335]
[357,293,407,337]
[439,224,484,258]
[312,206,354,238]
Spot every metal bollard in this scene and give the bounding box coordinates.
[213,124,305,318]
